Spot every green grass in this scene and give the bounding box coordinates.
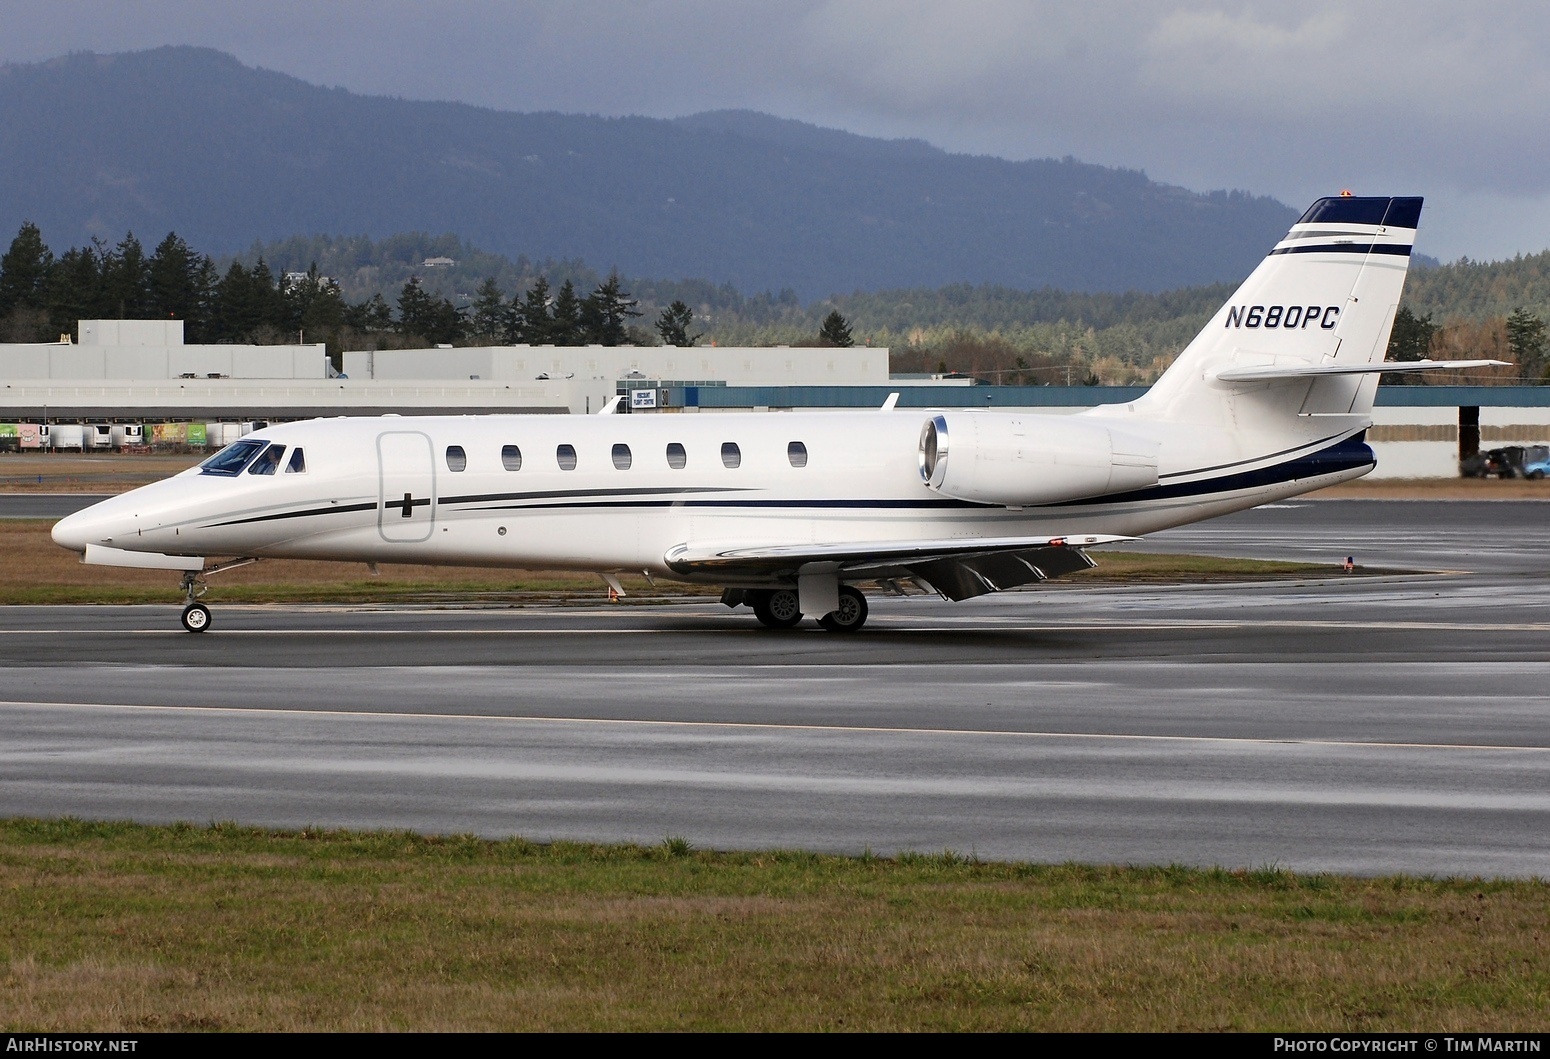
[1,819,1545,1031]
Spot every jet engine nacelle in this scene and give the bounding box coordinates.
[918,411,1159,506]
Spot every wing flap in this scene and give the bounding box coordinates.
[665,534,1133,600]
[664,533,1135,572]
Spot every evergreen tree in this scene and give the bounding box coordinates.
[581,272,641,346]
[818,309,854,347]
[469,277,511,342]
[101,233,151,318]
[213,260,280,341]
[1506,307,1547,380]
[285,263,348,345]
[550,279,583,345]
[1387,307,1436,361]
[46,245,104,338]
[1383,307,1437,386]
[655,300,702,346]
[147,232,210,333]
[346,293,393,333]
[514,276,553,343]
[190,257,221,342]
[396,276,463,344]
[0,221,54,317]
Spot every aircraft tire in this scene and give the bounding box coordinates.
[818,586,868,632]
[181,602,212,634]
[751,589,803,628]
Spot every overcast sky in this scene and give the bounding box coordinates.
[2,0,1544,264]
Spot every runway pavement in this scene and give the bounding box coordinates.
[0,493,110,519]
[3,498,1549,877]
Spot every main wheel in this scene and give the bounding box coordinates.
[181,602,212,633]
[751,588,803,628]
[1530,470,1545,480]
[818,586,869,632]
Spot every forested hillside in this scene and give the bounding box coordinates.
[0,47,1296,300]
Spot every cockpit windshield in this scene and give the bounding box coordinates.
[247,444,286,475]
[200,439,268,476]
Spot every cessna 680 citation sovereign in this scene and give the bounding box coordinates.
[52,196,1500,633]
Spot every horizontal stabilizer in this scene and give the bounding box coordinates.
[1213,359,1506,383]
[84,544,204,571]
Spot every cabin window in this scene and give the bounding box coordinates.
[445,445,467,472]
[666,442,687,469]
[199,438,265,476]
[284,448,307,474]
[612,443,632,470]
[721,442,741,469]
[557,444,578,470]
[787,441,808,468]
[501,444,522,471]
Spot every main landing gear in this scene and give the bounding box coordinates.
[744,585,869,632]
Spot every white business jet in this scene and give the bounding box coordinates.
[52,196,1500,633]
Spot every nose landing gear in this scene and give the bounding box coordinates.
[179,570,212,633]
[174,557,260,633]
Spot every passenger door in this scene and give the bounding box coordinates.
[377,431,436,542]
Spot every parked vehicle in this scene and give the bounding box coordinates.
[87,424,113,450]
[1460,444,1550,479]
[1521,444,1550,479]
[49,424,85,451]
[110,424,145,450]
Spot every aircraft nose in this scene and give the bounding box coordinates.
[51,507,98,553]
[51,497,131,554]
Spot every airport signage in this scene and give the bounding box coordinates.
[630,389,657,410]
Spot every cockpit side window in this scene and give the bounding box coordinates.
[199,439,266,476]
[285,448,306,474]
[247,444,286,475]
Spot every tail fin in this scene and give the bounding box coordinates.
[1136,196,1421,427]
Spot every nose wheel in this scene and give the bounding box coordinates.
[181,602,212,633]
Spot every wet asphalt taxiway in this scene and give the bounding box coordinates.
[3,498,1549,877]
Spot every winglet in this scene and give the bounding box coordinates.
[597,395,623,415]
[880,392,900,411]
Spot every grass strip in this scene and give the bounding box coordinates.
[1,818,1546,1031]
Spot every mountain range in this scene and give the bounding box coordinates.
[0,47,1300,300]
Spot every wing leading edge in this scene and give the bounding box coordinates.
[664,534,1136,601]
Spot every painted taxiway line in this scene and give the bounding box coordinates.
[2,616,1550,635]
[3,698,1548,754]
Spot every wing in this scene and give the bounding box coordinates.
[664,534,1136,601]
